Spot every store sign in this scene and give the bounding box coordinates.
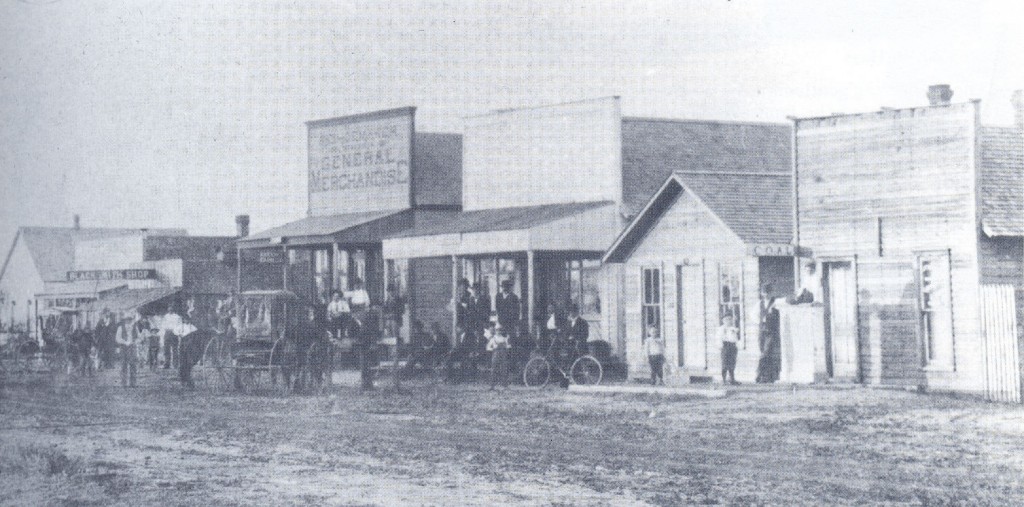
[748,244,796,257]
[307,108,414,216]
[241,249,285,264]
[66,269,156,282]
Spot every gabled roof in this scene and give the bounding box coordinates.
[387,201,614,239]
[980,126,1024,237]
[1,227,187,283]
[604,172,793,263]
[621,118,792,216]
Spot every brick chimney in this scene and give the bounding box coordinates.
[927,84,954,106]
[72,214,80,230]
[1012,89,1023,131]
[235,214,250,238]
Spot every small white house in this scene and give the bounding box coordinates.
[603,171,796,383]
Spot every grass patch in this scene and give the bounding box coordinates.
[0,443,84,477]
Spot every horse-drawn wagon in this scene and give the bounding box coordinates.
[196,290,306,393]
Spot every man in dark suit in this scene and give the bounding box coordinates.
[495,279,521,331]
[469,282,492,336]
[566,303,589,357]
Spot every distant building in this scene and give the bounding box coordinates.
[0,215,235,337]
[793,85,1024,401]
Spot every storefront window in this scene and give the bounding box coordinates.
[719,262,743,345]
[566,259,601,316]
[334,248,349,292]
[313,248,332,305]
[351,249,367,285]
[386,259,408,295]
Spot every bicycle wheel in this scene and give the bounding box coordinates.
[523,356,551,387]
[569,355,603,386]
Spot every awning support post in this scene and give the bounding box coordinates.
[451,255,459,341]
[281,246,289,292]
[527,250,535,337]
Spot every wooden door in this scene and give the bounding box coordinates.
[678,264,706,370]
[825,261,859,380]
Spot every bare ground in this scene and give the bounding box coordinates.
[1,369,1023,506]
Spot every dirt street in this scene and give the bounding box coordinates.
[2,369,1024,506]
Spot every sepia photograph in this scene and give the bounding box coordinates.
[2,1,1023,505]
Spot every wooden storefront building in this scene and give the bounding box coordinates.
[793,86,1024,400]
[383,97,794,359]
[603,169,795,383]
[237,107,462,340]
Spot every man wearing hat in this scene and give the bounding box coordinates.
[495,279,521,332]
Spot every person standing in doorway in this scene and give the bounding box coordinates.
[495,279,521,332]
[644,325,666,386]
[717,314,740,385]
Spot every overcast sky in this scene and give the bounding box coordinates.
[2,0,1022,251]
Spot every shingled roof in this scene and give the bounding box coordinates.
[604,172,793,263]
[980,126,1024,237]
[621,118,792,216]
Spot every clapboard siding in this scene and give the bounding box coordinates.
[623,189,752,381]
[796,102,984,393]
[798,104,978,259]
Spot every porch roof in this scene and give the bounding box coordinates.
[383,201,619,258]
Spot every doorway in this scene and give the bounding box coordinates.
[822,261,859,381]
[676,263,706,370]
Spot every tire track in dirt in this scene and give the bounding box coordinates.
[3,386,1018,504]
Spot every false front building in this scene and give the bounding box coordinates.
[237,107,462,338]
[793,86,1024,401]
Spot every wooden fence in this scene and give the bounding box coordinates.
[980,284,1021,403]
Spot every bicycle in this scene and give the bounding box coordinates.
[522,333,603,387]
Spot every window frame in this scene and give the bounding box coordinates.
[717,262,744,348]
[641,266,662,341]
[915,249,955,371]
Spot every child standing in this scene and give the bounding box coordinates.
[644,325,666,386]
[717,315,740,385]
[486,323,511,390]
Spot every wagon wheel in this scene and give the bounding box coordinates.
[569,355,603,386]
[523,356,551,387]
[197,335,231,392]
